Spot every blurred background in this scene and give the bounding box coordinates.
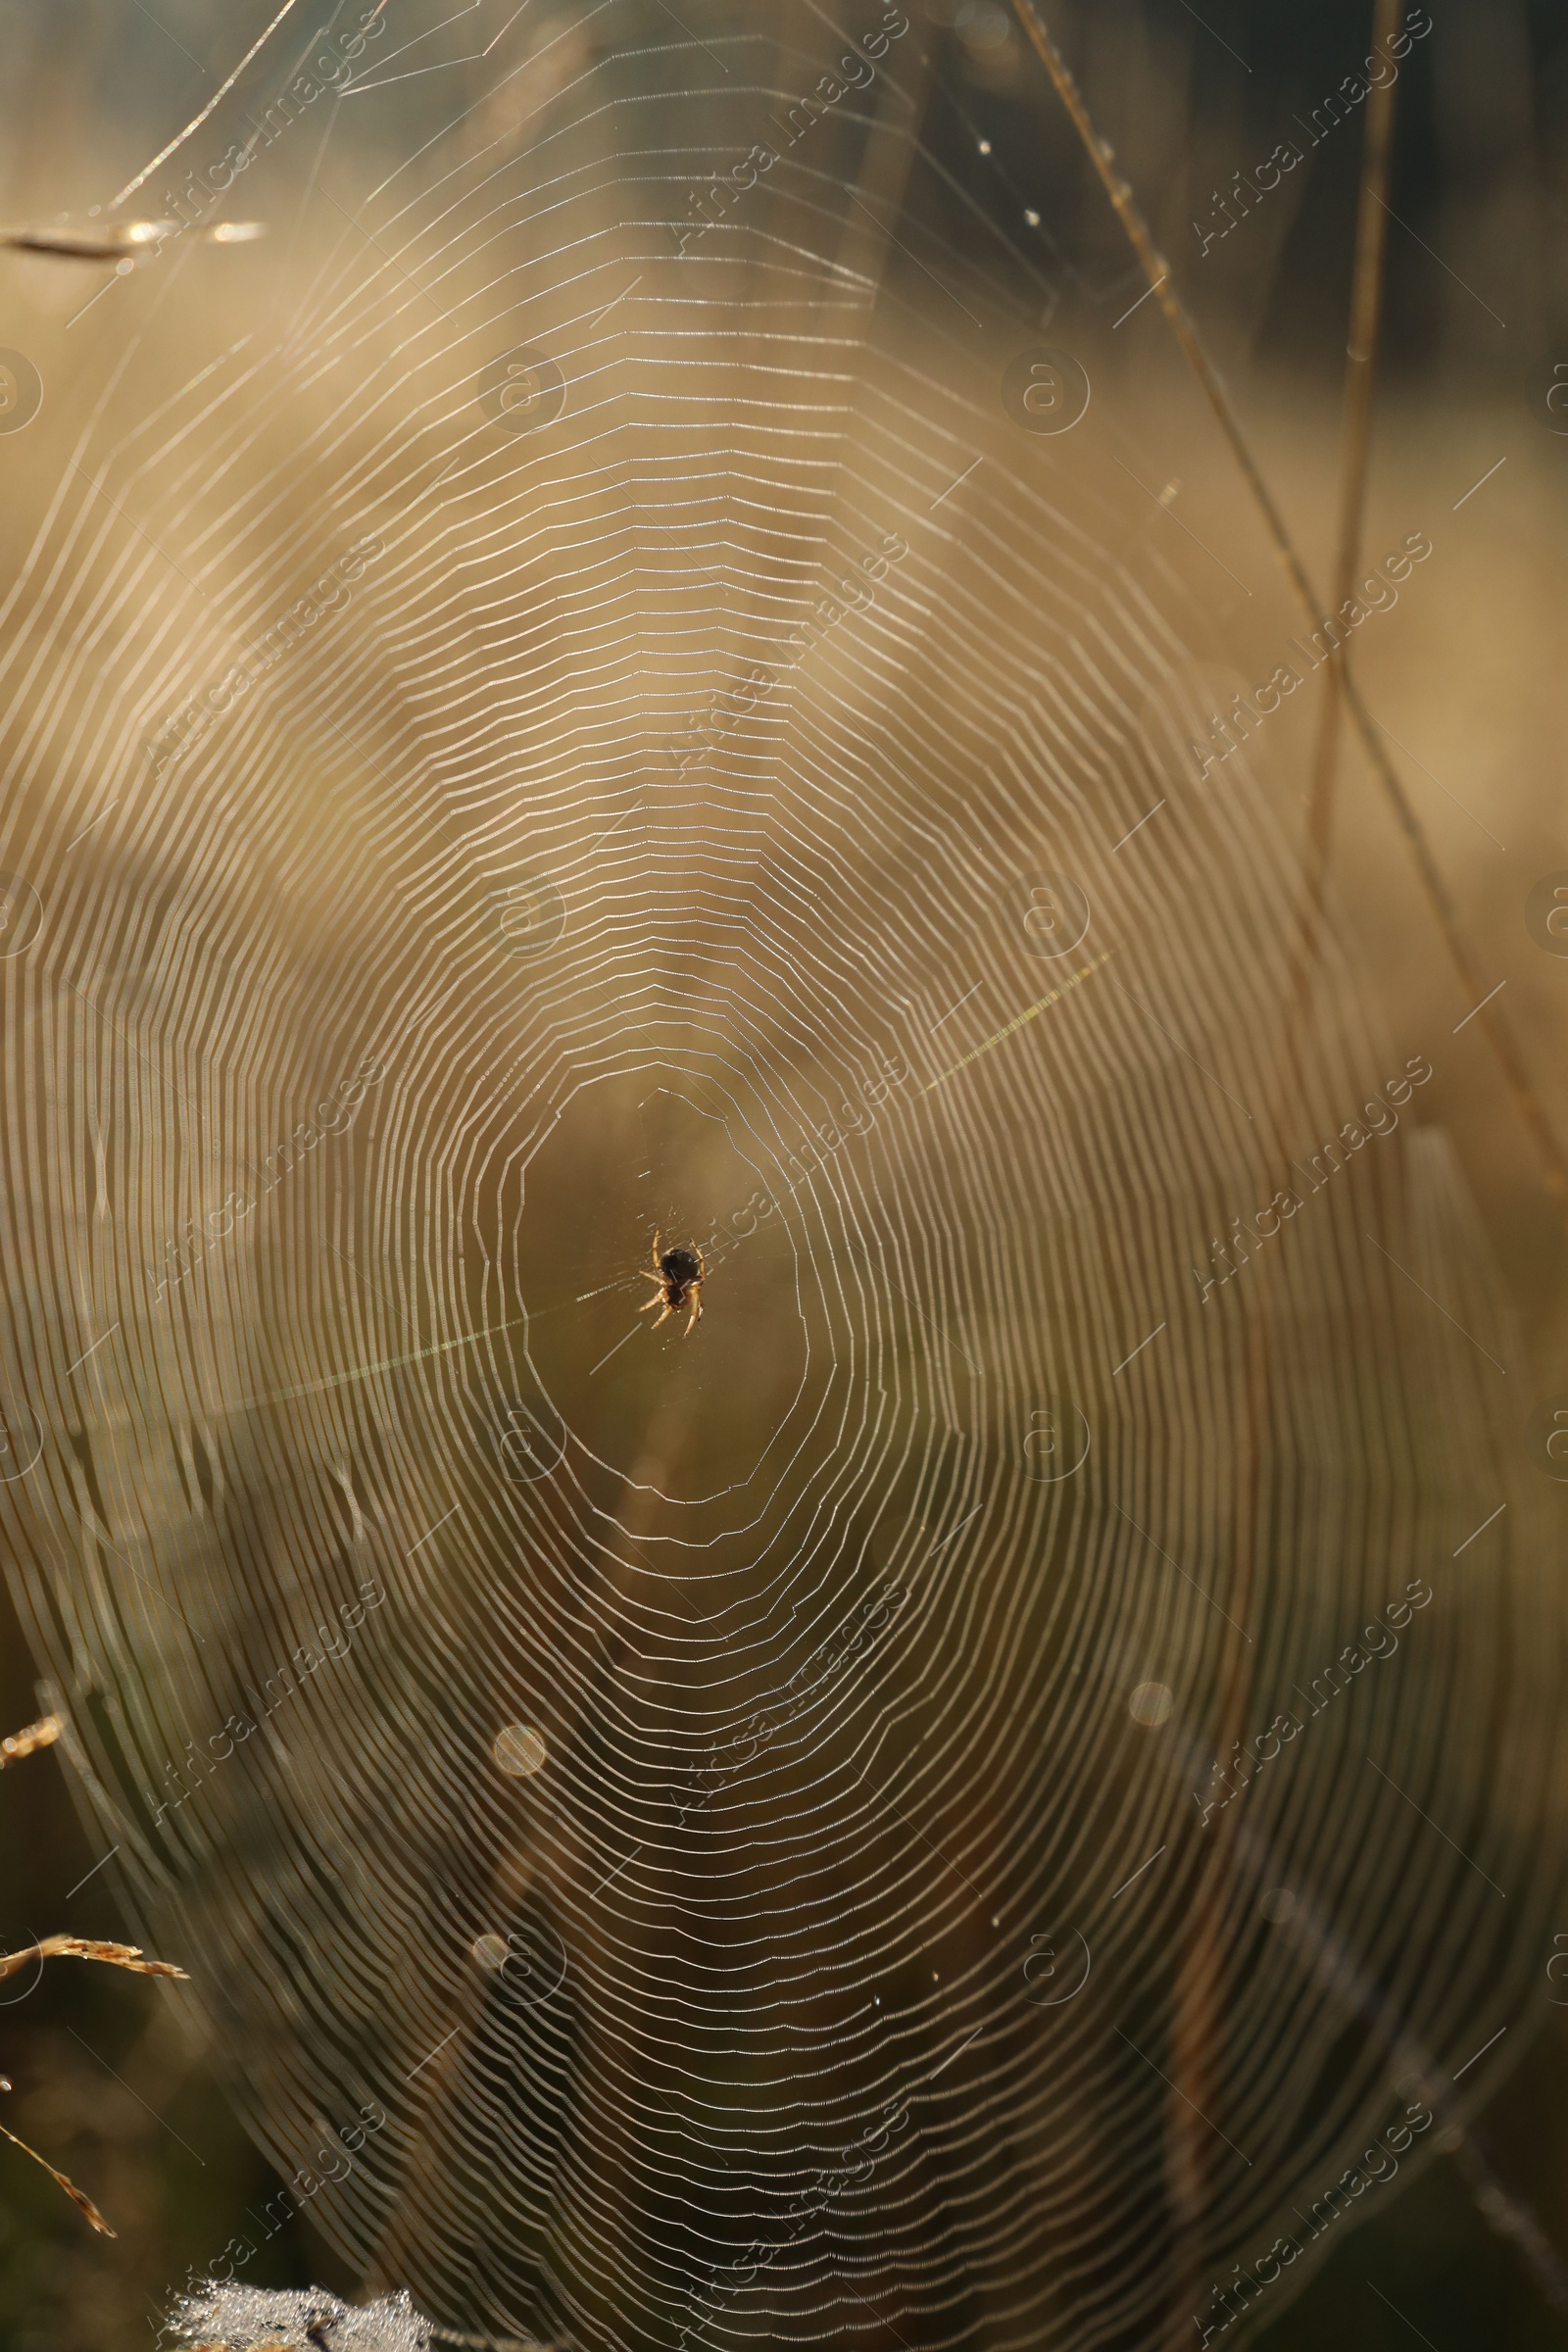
[0,0,1564,2346]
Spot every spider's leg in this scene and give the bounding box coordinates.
[639,1293,663,1313]
[684,1285,704,1337]
[651,1228,662,1272]
[640,1269,664,1283]
[650,1301,673,1330]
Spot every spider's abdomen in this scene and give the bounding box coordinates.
[662,1247,702,1288]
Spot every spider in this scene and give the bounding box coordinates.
[639,1230,707,1337]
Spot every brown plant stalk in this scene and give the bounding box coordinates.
[1008,0,1568,1215]
[1001,6,1559,2337]
[0,1936,187,2233]
[0,2106,117,2236]
[1288,0,1405,1074]
[0,1933,187,1984]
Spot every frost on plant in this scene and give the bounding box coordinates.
[170,2284,431,2352]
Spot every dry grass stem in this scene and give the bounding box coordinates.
[0,1794,185,2230]
[0,1933,188,1984]
[0,2115,117,2235]
[0,1713,63,1766]
[1008,0,1568,1214]
[1292,0,1405,1057]
[0,1935,183,2231]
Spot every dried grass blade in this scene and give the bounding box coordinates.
[0,1933,187,1983]
[0,2115,117,2235]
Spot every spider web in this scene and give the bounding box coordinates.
[0,4,1561,2348]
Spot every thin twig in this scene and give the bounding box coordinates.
[1291,0,1403,1063]
[1008,0,1318,607]
[1008,0,1568,1213]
